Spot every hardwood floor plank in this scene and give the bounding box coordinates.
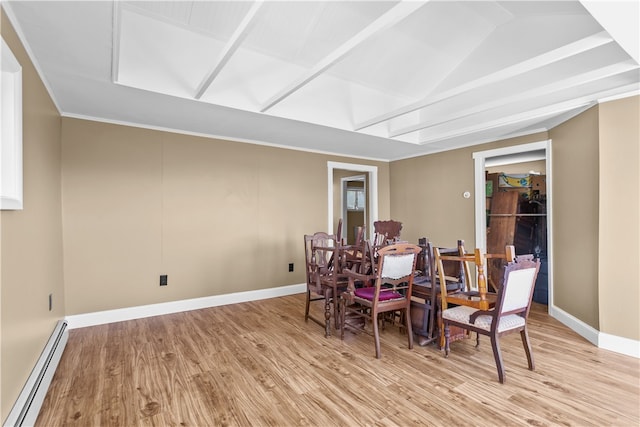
[36,295,639,426]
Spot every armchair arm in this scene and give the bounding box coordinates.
[469,309,494,324]
[343,268,376,287]
[342,268,376,305]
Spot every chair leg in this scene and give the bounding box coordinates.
[324,289,332,338]
[438,306,446,349]
[490,335,506,383]
[443,322,450,357]
[520,327,535,371]
[427,296,437,341]
[333,287,341,330]
[339,297,345,340]
[373,311,382,359]
[305,289,311,322]
[405,308,414,350]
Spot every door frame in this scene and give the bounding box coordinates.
[327,161,378,240]
[472,139,553,307]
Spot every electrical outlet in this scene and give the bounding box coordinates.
[288,263,294,272]
[160,275,168,286]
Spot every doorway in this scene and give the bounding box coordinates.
[342,175,366,245]
[472,140,553,308]
[327,161,378,241]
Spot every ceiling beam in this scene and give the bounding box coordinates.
[416,79,640,145]
[259,0,428,113]
[355,31,614,131]
[111,1,122,83]
[417,98,596,145]
[194,0,264,100]
[390,60,640,138]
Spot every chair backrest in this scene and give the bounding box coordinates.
[445,244,516,293]
[433,240,467,292]
[358,238,376,276]
[412,238,465,290]
[304,232,339,291]
[335,218,343,244]
[342,227,370,275]
[373,220,402,246]
[495,257,540,317]
[435,245,519,313]
[415,237,432,280]
[354,226,365,247]
[485,245,516,291]
[375,243,421,296]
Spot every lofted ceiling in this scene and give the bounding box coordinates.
[3,1,639,161]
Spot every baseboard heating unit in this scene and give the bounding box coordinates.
[3,320,68,427]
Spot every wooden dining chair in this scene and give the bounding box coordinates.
[373,219,403,247]
[411,238,466,346]
[370,220,404,283]
[442,256,541,383]
[434,244,516,347]
[436,245,516,312]
[339,242,421,358]
[303,232,349,337]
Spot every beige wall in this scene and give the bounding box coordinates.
[597,96,640,340]
[549,106,601,329]
[389,133,548,249]
[1,11,64,420]
[61,118,389,315]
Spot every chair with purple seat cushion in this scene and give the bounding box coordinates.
[339,242,421,359]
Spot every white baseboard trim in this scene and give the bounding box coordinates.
[549,304,599,346]
[549,304,639,358]
[599,331,640,358]
[3,320,68,427]
[64,285,640,359]
[65,283,306,329]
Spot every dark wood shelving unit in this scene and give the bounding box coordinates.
[485,173,547,303]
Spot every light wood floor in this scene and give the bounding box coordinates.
[36,294,639,426]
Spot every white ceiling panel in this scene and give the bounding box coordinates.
[3,0,638,161]
[117,5,226,97]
